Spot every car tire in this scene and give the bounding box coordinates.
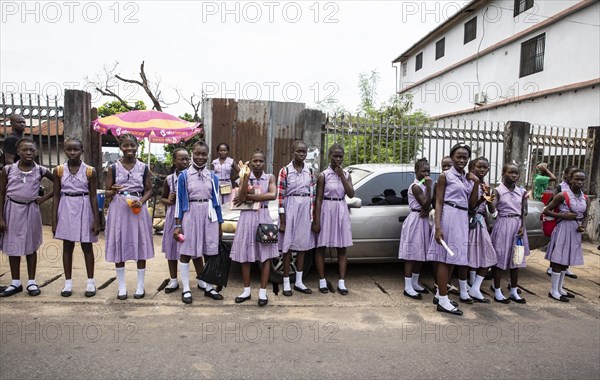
[267,249,314,283]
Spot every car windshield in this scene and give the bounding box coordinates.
[347,167,371,185]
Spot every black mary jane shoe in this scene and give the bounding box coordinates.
[506,285,522,294]
[403,290,422,300]
[61,290,72,297]
[460,297,474,304]
[415,287,430,294]
[436,304,463,316]
[205,289,224,300]
[27,284,41,297]
[562,292,575,299]
[0,284,23,297]
[258,297,268,307]
[548,293,569,302]
[117,292,128,300]
[165,284,179,294]
[565,272,578,279]
[235,295,251,304]
[319,286,329,294]
[471,296,491,303]
[432,297,458,307]
[85,289,97,298]
[508,294,526,304]
[337,287,349,296]
[182,291,193,304]
[493,296,510,304]
[282,290,293,297]
[134,291,145,299]
[293,286,313,294]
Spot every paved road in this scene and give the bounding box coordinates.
[0,227,598,379]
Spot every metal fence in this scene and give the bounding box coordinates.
[1,93,64,168]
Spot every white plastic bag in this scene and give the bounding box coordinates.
[513,236,524,266]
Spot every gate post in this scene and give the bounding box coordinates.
[503,121,531,187]
[586,126,599,197]
[299,109,326,171]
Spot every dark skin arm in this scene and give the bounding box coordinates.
[0,169,7,233]
[543,193,578,221]
[580,197,590,233]
[334,166,355,198]
[434,173,446,244]
[89,168,100,236]
[466,173,480,210]
[412,178,432,218]
[229,159,240,187]
[105,166,122,201]
[244,175,277,203]
[36,170,54,204]
[52,168,61,235]
[312,173,325,233]
[518,192,527,237]
[160,178,175,206]
[137,169,153,206]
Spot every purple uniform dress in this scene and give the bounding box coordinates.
[179,166,219,258]
[230,172,279,263]
[0,162,48,256]
[491,184,530,270]
[559,180,571,193]
[544,189,586,266]
[105,160,154,263]
[426,166,472,265]
[398,180,429,261]
[467,185,497,268]
[317,167,353,248]
[161,173,180,260]
[212,157,234,205]
[55,162,98,243]
[279,163,316,253]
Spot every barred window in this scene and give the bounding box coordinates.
[415,52,423,71]
[436,38,445,60]
[402,61,407,77]
[520,33,545,78]
[514,0,534,17]
[464,18,477,44]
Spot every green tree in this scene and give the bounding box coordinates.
[162,113,204,167]
[97,100,146,117]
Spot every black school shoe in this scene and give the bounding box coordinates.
[182,291,192,304]
[508,294,526,304]
[432,297,458,307]
[61,290,72,297]
[258,297,268,307]
[205,289,224,300]
[235,295,251,304]
[0,284,23,297]
[27,284,41,296]
[436,304,463,316]
[294,286,313,294]
[165,284,179,294]
[85,288,96,298]
[403,290,422,300]
[548,293,569,302]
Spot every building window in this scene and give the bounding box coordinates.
[415,52,423,71]
[520,33,545,77]
[514,0,534,17]
[401,62,407,77]
[464,18,477,44]
[435,38,445,60]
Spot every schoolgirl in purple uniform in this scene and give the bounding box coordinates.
[174,141,224,304]
[0,139,53,297]
[212,143,239,206]
[105,134,154,300]
[52,138,99,298]
[427,143,479,316]
[398,158,431,300]
[230,149,278,306]
[490,163,529,304]
[313,144,355,295]
[543,169,589,302]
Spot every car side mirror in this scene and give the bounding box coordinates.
[346,197,362,208]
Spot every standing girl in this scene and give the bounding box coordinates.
[544,169,588,301]
[427,143,479,316]
[105,134,154,300]
[278,140,316,296]
[398,158,431,300]
[0,139,53,297]
[490,163,529,304]
[230,150,278,306]
[463,157,497,302]
[174,141,224,304]
[313,144,355,295]
[212,143,239,206]
[52,138,99,297]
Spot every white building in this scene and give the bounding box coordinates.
[393,0,600,128]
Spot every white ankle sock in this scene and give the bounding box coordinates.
[205,284,215,292]
[547,267,552,275]
[435,288,440,298]
[438,295,454,310]
[136,269,145,295]
[116,267,126,295]
[404,277,418,296]
[550,271,561,298]
[510,285,522,300]
[494,286,505,300]
[283,277,291,291]
[11,279,21,287]
[459,280,470,299]
[258,288,267,300]
[63,279,73,292]
[295,272,306,289]
[411,273,425,291]
[27,279,36,286]
[167,278,178,288]
[558,271,568,296]
[565,268,574,275]
[180,263,190,293]
[469,270,476,285]
[198,279,207,289]
[319,278,327,288]
[468,275,484,299]
[86,278,95,292]
[238,287,251,298]
[338,279,346,290]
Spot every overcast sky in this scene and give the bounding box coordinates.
[1,0,471,118]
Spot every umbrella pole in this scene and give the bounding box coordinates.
[147,140,151,167]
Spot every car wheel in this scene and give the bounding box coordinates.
[267,249,314,283]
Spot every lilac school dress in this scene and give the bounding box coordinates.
[0,162,48,256]
[230,172,279,263]
[490,184,530,270]
[161,172,180,261]
[278,163,316,253]
[466,185,497,268]
[398,180,429,261]
[178,166,219,258]
[544,189,586,266]
[317,167,352,248]
[105,160,154,263]
[55,162,98,243]
[212,157,234,205]
[426,166,472,265]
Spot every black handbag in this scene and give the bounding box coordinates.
[198,241,232,287]
[256,224,278,243]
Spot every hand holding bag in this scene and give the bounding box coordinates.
[256,223,278,243]
[512,235,524,266]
